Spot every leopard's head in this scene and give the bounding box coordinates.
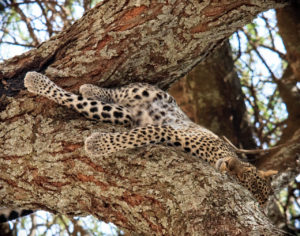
[216,157,278,205]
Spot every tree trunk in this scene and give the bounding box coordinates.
[0,0,289,235]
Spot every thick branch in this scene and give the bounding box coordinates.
[0,0,287,96]
[0,97,278,234]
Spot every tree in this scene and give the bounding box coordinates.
[0,0,292,235]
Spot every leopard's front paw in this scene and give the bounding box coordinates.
[85,132,115,157]
[215,156,234,173]
[24,72,55,95]
[79,84,97,98]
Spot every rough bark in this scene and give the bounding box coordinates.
[0,0,287,94]
[0,108,278,234]
[0,0,289,235]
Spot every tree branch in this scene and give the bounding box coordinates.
[0,0,288,95]
[0,0,290,234]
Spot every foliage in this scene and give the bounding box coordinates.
[231,11,288,148]
[9,211,122,235]
[0,0,100,60]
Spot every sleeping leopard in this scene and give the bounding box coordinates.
[0,71,277,222]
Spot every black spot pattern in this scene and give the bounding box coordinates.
[103,106,112,111]
[0,214,6,223]
[93,114,100,119]
[113,111,123,118]
[142,90,149,97]
[21,210,34,216]
[126,115,132,121]
[154,115,160,120]
[77,104,83,109]
[101,112,111,118]
[90,107,98,112]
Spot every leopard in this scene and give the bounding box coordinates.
[0,71,278,222]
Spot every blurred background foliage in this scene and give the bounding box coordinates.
[0,0,299,235]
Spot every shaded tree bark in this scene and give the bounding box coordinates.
[0,0,289,235]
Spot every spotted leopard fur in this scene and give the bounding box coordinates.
[22,72,276,207]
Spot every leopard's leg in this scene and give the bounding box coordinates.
[80,82,176,108]
[85,125,275,205]
[85,125,229,162]
[24,72,133,126]
[79,84,117,103]
[85,125,175,156]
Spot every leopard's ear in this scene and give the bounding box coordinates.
[258,170,278,180]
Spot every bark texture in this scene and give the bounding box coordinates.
[0,0,287,94]
[0,0,289,235]
[0,105,279,234]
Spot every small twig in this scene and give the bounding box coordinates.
[260,13,275,48]
[259,44,286,60]
[36,0,54,37]
[9,0,40,46]
[0,41,36,47]
[233,31,242,62]
[241,28,279,82]
[222,136,292,154]
[71,217,91,236]
[83,0,91,12]
[58,215,72,235]
[29,213,37,236]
